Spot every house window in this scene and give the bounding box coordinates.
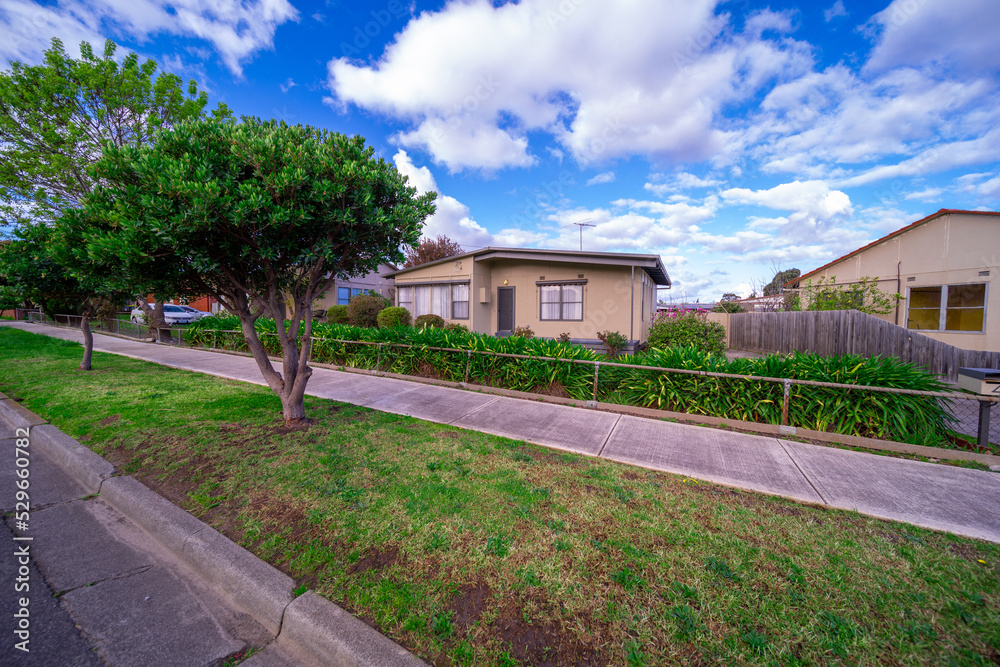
[452,283,469,319]
[337,287,350,305]
[397,284,469,320]
[907,284,986,332]
[540,284,583,321]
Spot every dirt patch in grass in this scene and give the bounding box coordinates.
[492,593,604,666]
[531,382,572,398]
[349,545,402,576]
[97,414,120,427]
[449,581,493,635]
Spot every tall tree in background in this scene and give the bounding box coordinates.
[0,38,230,337]
[0,224,128,370]
[66,117,436,424]
[763,268,800,296]
[403,234,465,268]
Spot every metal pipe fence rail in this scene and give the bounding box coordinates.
[23,316,1000,448]
[194,328,1000,449]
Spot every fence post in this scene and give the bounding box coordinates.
[781,379,792,426]
[213,330,217,349]
[593,361,600,401]
[978,399,992,449]
[464,349,472,385]
[375,342,382,375]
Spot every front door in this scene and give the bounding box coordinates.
[497,286,515,333]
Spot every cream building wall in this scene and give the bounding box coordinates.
[801,211,999,352]
[392,254,661,342]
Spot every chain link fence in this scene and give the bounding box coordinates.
[22,316,1000,450]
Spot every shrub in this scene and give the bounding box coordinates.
[415,314,445,328]
[511,325,534,339]
[445,322,468,333]
[347,294,388,328]
[377,306,411,328]
[556,332,572,343]
[647,311,725,355]
[597,330,628,358]
[326,304,349,324]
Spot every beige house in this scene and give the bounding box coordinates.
[312,263,397,311]
[794,209,999,352]
[385,248,671,345]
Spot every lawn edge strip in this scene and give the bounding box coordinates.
[0,397,428,666]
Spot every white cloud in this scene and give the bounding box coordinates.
[327,0,813,171]
[0,0,298,75]
[904,187,943,202]
[722,180,852,219]
[824,1,847,22]
[645,171,723,196]
[865,0,1000,74]
[280,77,297,93]
[392,150,493,247]
[586,171,615,186]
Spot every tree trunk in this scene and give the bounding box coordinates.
[140,300,172,342]
[80,313,93,371]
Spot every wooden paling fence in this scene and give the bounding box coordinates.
[728,310,1000,383]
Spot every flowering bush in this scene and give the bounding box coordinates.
[647,310,725,355]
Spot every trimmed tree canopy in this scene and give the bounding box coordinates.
[64,117,436,421]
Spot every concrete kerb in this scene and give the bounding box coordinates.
[98,476,295,637]
[276,592,428,667]
[0,400,426,666]
[31,424,114,495]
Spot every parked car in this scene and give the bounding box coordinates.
[175,305,212,320]
[130,304,196,325]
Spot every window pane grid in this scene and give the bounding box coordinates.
[540,284,583,321]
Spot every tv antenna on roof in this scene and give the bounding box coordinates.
[563,219,595,251]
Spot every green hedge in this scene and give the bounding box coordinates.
[186,315,956,447]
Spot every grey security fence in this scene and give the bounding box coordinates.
[189,328,1000,451]
[23,316,1000,449]
[26,311,192,346]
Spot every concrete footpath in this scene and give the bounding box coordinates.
[4,321,1000,544]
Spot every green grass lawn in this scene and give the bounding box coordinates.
[2,326,998,666]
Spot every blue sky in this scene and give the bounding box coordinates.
[2,0,998,302]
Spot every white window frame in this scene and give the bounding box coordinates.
[396,283,469,321]
[906,282,988,333]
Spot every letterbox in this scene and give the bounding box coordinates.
[957,367,1000,396]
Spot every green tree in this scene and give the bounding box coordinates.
[64,117,436,423]
[763,268,800,296]
[0,37,230,336]
[0,224,127,369]
[798,276,901,316]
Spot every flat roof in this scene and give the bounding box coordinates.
[386,246,671,285]
[789,208,1000,287]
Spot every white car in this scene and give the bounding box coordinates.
[130,304,196,325]
[175,305,212,320]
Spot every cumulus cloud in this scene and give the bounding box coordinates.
[327,0,812,171]
[586,172,615,186]
[644,171,723,196]
[392,150,493,248]
[280,77,297,93]
[0,0,298,75]
[824,1,847,22]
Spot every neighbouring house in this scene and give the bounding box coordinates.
[385,247,670,346]
[311,263,397,312]
[791,209,1000,352]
